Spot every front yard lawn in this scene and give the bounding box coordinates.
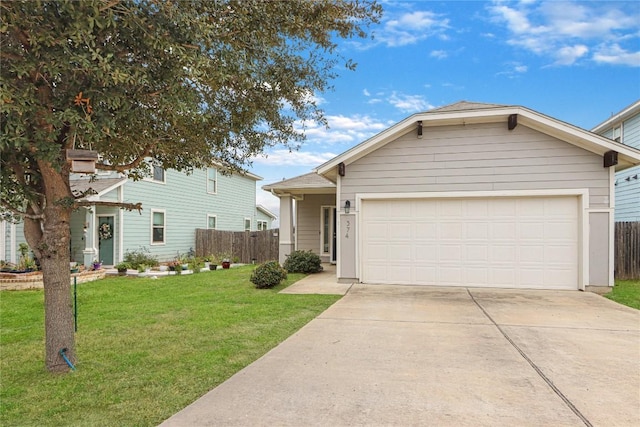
[605,279,640,310]
[0,266,340,426]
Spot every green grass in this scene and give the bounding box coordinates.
[0,266,341,426]
[605,279,640,310]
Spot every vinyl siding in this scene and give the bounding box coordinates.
[614,165,640,221]
[118,168,258,261]
[597,111,640,221]
[341,122,608,209]
[623,113,640,149]
[255,210,274,229]
[296,194,335,259]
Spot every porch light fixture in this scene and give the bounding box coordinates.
[344,200,351,214]
[417,121,423,138]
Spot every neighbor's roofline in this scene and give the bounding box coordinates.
[256,204,277,219]
[315,104,640,177]
[591,100,640,133]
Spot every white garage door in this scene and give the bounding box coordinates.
[361,197,579,290]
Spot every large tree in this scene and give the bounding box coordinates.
[0,0,381,372]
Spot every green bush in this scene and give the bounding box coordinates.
[283,250,323,274]
[250,261,287,289]
[123,247,159,270]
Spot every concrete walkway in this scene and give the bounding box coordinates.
[278,264,352,295]
[160,283,640,427]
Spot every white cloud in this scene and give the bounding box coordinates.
[430,50,448,59]
[554,44,589,65]
[496,61,529,78]
[363,88,371,97]
[294,114,390,146]
[253,150,337,167]
[488,0,640,67]
[388,92,434,113]
[593,44,640,66]
[374,10,450,47]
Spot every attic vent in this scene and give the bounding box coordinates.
[508,114,518,130]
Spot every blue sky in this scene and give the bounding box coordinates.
[251,0,640,217]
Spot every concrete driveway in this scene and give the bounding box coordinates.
[160,285,640,426]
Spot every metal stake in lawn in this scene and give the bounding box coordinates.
[73,275,78,332]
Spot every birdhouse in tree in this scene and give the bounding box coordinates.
[66,149,98,173]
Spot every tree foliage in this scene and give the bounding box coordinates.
[0,0,381,372]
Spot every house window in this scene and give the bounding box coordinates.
[152,165,165,183]
[151,210,165,244]
[244,218,251,231]
[207,215,216,229]
[207,168,217,194]
[257,220,267,231]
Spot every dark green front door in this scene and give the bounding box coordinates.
[98,216,114,265]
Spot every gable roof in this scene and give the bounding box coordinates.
[256,204,277,220]
[70,177,127,200]
[262,172,336,196]
[316,101,640,180]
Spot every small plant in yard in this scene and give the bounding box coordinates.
[123,247,159,270]
[283,250,323,274]
[250,261,287,289]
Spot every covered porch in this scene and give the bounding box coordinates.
[262,172,337,265]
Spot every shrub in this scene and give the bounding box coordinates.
[283,250,323,274]
[250,261,287,289]
[123,247,159,270]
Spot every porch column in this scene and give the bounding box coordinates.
[278,195,295,265]
[82,207,97,268]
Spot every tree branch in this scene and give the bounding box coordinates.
[75,200,143,213]
[0,200,45,220]
[96,144,154,172]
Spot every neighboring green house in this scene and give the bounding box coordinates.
[256,205,277,231]
[591,100,640,222]
[1,165,274,268]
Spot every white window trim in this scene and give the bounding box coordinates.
[207,214,217,230]
[143,164,166,184]
[319,205,335,257]
[244,217,251,231]
[150,209,166,245]
[206,167,217,194]
[257,220,268,231]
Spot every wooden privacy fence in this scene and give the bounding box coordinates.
[195,228,279,264]
[615,222,640,280]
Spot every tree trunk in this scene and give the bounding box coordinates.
[24,159,76,372]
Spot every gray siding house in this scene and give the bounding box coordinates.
[264,102,640,292]
[592,100,640,222]
[2,166,273,268]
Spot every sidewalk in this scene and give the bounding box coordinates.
[279,264,352,295]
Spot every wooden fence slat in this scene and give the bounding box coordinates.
[615,222,640,280]
[195,228,279,264]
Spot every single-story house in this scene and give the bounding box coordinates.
[263,101,640,291]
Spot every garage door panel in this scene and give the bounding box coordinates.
[361,196,578,289]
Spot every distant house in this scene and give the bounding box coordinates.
[1,165,274,267]
[256,205,277,230]
[592,100,640,222]
[264,101,640,291]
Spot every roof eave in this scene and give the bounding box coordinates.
[316,107,519,177]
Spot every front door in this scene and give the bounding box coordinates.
[98,216,115,265]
